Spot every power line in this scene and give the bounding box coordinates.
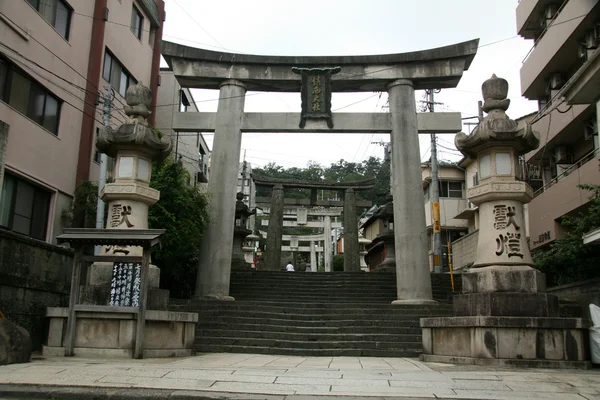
[170,0,227,50]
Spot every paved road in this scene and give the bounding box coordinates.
[1,353,600,399]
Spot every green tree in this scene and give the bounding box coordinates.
[533,184,600,286]
[148,158,210,298]
[332,254,344,272]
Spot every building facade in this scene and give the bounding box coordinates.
[516,0,600,250]
[421,162,469,271]
[155,69,210,189]
[0,0,164,243]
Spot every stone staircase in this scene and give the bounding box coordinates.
[180,271,460,357]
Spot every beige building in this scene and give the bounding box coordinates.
[0,0,164,243]
[421,162,469,271]
[155,69,210,189]
[516,0,600,250]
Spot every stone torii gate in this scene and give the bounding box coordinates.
[161,39,478,304]
[253,176,374,272]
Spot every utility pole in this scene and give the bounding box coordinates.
[95,86,115,255]
[428,89,443,274]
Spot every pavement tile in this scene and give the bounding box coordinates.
[342,371,393,380]
[389,379,510,391]
[448,389,585,399]
[165,369,276,383]
[280,370,343,379]
[440,371,502,380]
[389,372,453,382]
[330,385,453,397]
[208,381,330,395]
[102,367,172,378]
[505,381,584,392]
[233,368,288,376]
[276,376,390,387]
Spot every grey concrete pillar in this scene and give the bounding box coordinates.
[318,251,323,272]
[265,184,284,271]
[310,240,317,272]
[343,188,360,272]
[323,215,333,272]
[595,99,600,151]
[0,121,8,194]
[195,80,246,300]
[387,79,435,305]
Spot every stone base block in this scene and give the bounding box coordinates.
[420,316,590,367]
[44,307,197,359]
[42,346,194,359]
[0,319,32,365]
[87,262,160,288]
[79,286,169,310]
[420,354,591,369]
[453,292,559,317]
[462,265,545,293]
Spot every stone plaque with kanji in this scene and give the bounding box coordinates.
[292,67,341,128]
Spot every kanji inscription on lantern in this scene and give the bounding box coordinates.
[493,205,520,230]
[292,66,341,129]
[109,204,134,228]
[109,262,141,307]
[495,232,523,258]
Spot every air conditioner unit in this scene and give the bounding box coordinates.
[584,119,598,140]
[549,73,565,90]
[553,146,572,163]
[556,163,573,177]
[540,4,558,29]
[577,43,589,60]
[585,29,599,50]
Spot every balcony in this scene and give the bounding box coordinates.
[528,148,600,249]
[520,0,599,100]
[517,0,565,39]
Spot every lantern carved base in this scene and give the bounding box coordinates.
[420,316,591,369]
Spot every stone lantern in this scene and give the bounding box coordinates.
[420,75,590,367]
[82,82,172,306]
[232,192,256,270]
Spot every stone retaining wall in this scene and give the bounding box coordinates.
[548,278,600,320]
[0,228,72,350]
[451,230,478,271]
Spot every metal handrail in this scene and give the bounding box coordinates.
[533,147,600,197]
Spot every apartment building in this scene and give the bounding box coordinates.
[516,0,600,250]
[421,162,469,271]
[0,0,164,243]
[155,69,210,189]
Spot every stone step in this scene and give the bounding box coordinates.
[194,344,421,357]
[196,336,422,350]
[183,300,454,309]
[187,303,452,313]
[195,323,422,335]
[195,310,448,320]
[197,316,425,328]
[196,329,422,342]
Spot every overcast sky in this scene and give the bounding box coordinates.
[161,0,538,168]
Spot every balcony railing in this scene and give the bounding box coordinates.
[533,147,600,197]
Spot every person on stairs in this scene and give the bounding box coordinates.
[285,261,295,272]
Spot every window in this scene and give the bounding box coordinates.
[26,0,72,40]
[0,173,51,240]
[496,152,512,175]
[130,5,143,39]
[439,181,463,199]
[0,57,62,135]
[102,50,137,97]
[480,154,491,178]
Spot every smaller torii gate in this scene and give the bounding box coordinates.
[253,176,374,272]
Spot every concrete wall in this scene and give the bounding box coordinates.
[0,228,72,350]
[451,230,478,271]
[155,69,209,187]
[528,155,600,249]
[424,199,469,229]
